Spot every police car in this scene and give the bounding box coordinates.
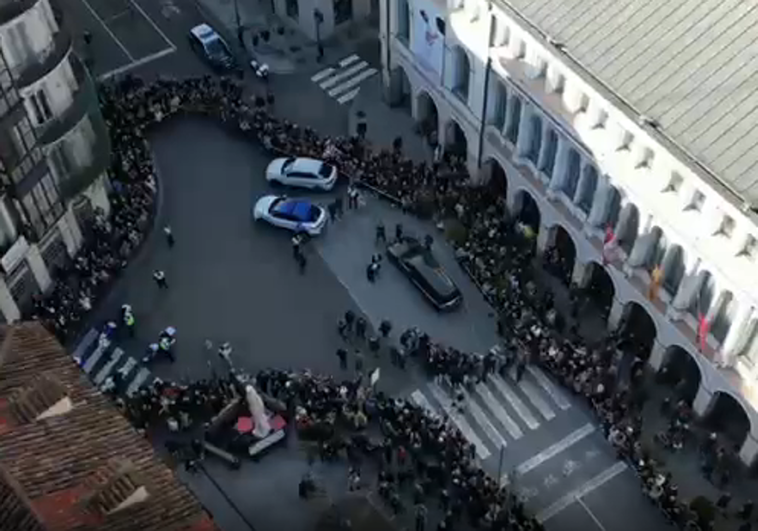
[188,23,238,73]
[265,157,338,191]
[253,195,327,235]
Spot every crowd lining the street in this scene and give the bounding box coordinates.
[28,74,751,531]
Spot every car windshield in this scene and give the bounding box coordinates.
[281,158,296,172]
[318,163,333,178]
[407,255,455,293]
[272,199,320,222]
[204,37,229,58]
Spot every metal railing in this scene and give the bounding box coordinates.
[57,111,111,202]
[12,28,72,88]
[37,57,96,146]
[0,0,38,25]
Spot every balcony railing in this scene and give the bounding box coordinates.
[57,110,111,201]
[12,28,72,88]
[0,0,38,25]
[36,57,96,147]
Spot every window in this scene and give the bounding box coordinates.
[7,22,34,64]
[515,39,526,59]
[333,0,353,25]
[635,147,654,169]
[286,0,298,20]
[715,215,735,238]
[686,190,705,212]
[552,73,565,94]
[664,173,683,193]
[489,16,509,48]
[29,90,53,125]
[740,235,757,259]
[506,97,522,145]
[592,108,608,129]
[49,143,73,181]
[491,82,507,129]
[616,129,633,151]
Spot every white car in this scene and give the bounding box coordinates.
[253,195,327,235]
[265,157,338,191]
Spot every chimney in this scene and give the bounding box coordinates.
[9,373,71,423]
[83,460,150,516]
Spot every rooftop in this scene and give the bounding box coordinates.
[0,322,219,531]
[502,0,758,204]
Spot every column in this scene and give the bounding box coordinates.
[647,341,668,372]
[739,434,758,467]
[25,244,52,293]
[547,138,570,196]
[515,106,532,157]
[626,230,654,269]
[608,298,624,331]
[0,275,20,323]
[692,384,714,417]
[669,258,702,315]
[586,178,610,229]
[571,261,591,288]
[720,306,754,366]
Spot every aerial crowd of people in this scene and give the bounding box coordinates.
[25,73,751,531]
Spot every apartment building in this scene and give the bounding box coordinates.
[379,0,758,465]
[0,0,111,322]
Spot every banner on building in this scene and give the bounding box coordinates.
[411,0,445,82]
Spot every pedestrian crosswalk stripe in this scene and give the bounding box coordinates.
[411,389,439,416]
[95,347,124,385]
[428,382,491,460]
[514,423,596,476]
[475,383,523,440]
[319,61,369,89]
[73,328,98,362]
[488,374,540,430]
[127,368,151,397]
[336,88,361,105]
[517,379,556,421]
[461,388,508,449]
[339,54,360,67]
[528,366,571,411]
[327,67,378,97]
[83,340,109,374]
[311,67,335,83]
[118,356,138,377]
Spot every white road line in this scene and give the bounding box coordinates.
[311,67,335,82]
[118,356,138,377]
[411,389,439,417]
[536,461,628,523]
[127,368,151,396]
[462,389,508,449]
[518,379,556,420]
[528,366,571,410]
[83,341,109,374]
[73,328,98,362]
[578,499,608,531]
[79,0,134,61]
[428,382,491,460]
[514,423,596,476]
[488,374,540,430]
[98,47,176,80]
[327,67,378,97]
[339,54,360,67]
[104,9,131,22]
[475,383,523,440]
[127,0,177,50]
[94,347,124,384]
[319,61,368,89]
[336,87,361,105]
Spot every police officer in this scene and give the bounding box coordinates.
[379,319,392,338]
[159,335,175,362]
[375,221,386,244]
[124,310,136,338]
[355,317,367,340]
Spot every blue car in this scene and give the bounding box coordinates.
[253,195,327,235]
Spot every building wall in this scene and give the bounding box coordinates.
[381,0,758,464]
[273,0,373,40]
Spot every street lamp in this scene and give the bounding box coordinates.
[314,9,324,61]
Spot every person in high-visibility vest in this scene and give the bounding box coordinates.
[125,311,135,337]
[159,335,175,363]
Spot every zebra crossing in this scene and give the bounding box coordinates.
[410,366,572,461]
[310,54,378,105]
[72,328,156,398]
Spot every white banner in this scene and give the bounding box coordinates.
[410,0,445,82]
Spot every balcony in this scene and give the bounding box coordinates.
[56,110,111,201]
[0,0,38,25]
[36,57,96,147]
[12,28,72,88]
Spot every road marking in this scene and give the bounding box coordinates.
[528,366,571,410]
[336,87,361,105]
[514,423,596,476]
[462,389,508,449]
[475,383,523,440]
[488,374,540,430]
[94,347,124,384]
[411,389,439,417]
[83,340,109,374]
[104,9,131,22]
[428,382,491,460]
[518,379,556,420]
[578,498,608,531]
[319,61,368,89]
[79,0,134,61]
[98,48,176,80]
[73,328,98,363]
[127,0,177,50]
[118,356,138,377]
[327,68,378,97]
[339,54,360,67]
[311,67,335,83]
[127,367,151,396]
[536,461,628,523]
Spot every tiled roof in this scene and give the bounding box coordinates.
[500,0,758,204]
[0,322,221,531]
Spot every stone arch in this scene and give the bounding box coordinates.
[480,157,507,198]
[576,165,598,214]
[659,345,702,405]
[452,46,471,100]
[584,262,616,319]
[704,391,751,448]
[415,90,439,142]
[512,188,541,233]
[444,118,468,158]
[614,202,640,254]
[661,244,686,296]
[396,0,411,42]
[525,114,542,165]
[618,301,657,359]
[389,65,412,111]
[545,224,576,286]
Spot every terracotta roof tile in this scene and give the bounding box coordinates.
[0,323,223,531]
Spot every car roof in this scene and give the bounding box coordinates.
[273,199,314,221]
[190,23,219,43]
[290,158,324,174]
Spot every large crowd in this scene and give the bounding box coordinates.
[28,73,747,531]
